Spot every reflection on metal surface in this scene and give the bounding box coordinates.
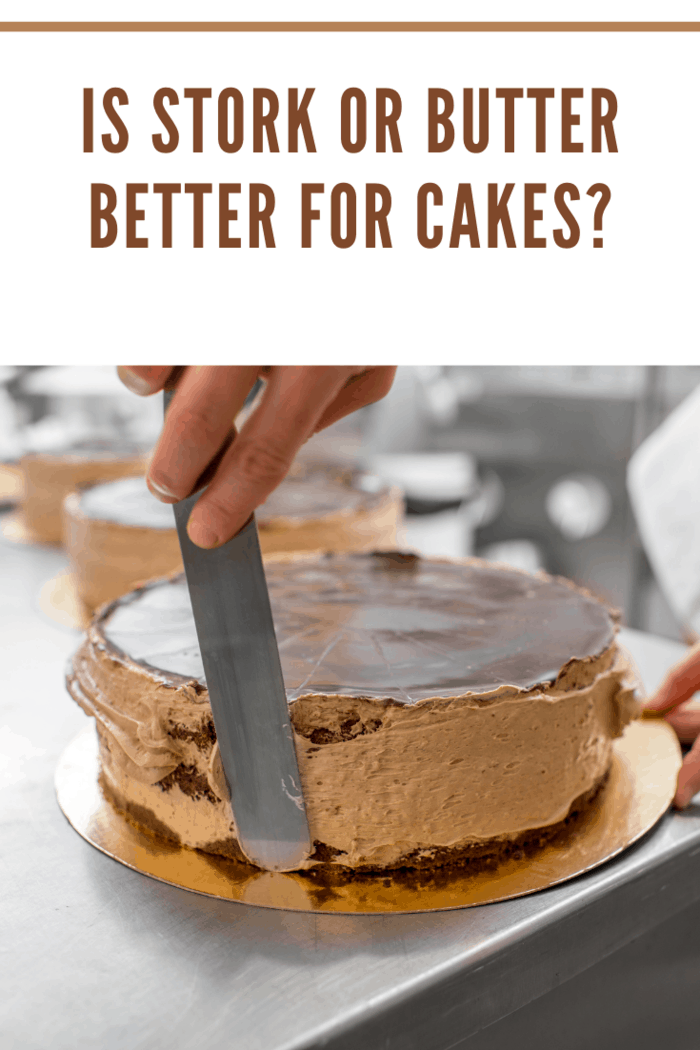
[56,720,681,914]
[38,572,89,631]
[0,726,46,787]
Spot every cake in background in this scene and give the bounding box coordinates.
[14,366,159,545]
[63,466,402,612]
[23,444,148,545]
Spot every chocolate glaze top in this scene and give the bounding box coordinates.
[79,467,385,529]
[101,552,616,703]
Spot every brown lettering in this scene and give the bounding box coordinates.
[428,89,454,153]
[417,184,443,248]
[592,89,618,153]
[126,184,148,248]
[376,89,402,153]
[102,88,129,154]
[218,88,244,153]
[330,184,357,248]
[524,183,547,247]
[449,184,480,247]
[185,183,212,247]
[288,88,316,153]
[562,88,584,153]
[526,88,555,152]
[301,184,324,247]
[249,184,276,247]
[253,89,280,152]
[366,184,392,247]
[495,88,523,153]
[153,88,179,154]
[553,183,580,248]
[487,184,516,247]
[463,88,489,153]
[340,88,367,153]
[219,183,241,248]
[90,183,117,247]
[154,183,181,247]
[183,88,212,153]
[83,88,93,153]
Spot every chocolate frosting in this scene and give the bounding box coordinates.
[259,470,368,522]
[102,552,615,703]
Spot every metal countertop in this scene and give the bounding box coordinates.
[2,515,700,1050]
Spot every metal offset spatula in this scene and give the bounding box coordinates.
[163,388,311,873]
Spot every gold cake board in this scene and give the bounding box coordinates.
[0,463,23,504]
[0,509,60,547]
[39,571,174,633]
[38,572,90,631]
[56,720,681,914]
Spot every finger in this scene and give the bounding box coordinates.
[674,733,700,808]
[312,366,397,433]
[644,641,700,715]
[117,366,176,396]
[187,366,353,547]
[147,366,259,502]
[666,706,700,746]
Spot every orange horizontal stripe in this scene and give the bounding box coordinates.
[0,21,699,33]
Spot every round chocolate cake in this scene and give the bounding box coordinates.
[66,552,640,874]
[63,468,402,611]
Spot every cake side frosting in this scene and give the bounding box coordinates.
[63,481,182,610]
[66,553,640,872]
[21,448,147,544]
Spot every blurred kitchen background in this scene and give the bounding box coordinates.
[1,364,698,643]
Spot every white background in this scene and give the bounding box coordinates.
[4,2,700,21]
[0,24,698,360]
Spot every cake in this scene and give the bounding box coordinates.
[63,467,402,612]
[20,442,147,545]
[66,552,640,875]
[63,476,182,612]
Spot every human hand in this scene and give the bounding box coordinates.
[644,641,700,808]
[116,365,396,549]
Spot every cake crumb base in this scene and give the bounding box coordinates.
[301,770,610,883]
[99,767,610,881]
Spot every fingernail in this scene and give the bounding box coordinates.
[148,477,179,501]
[187,519,220,549]
[117,366,154,397]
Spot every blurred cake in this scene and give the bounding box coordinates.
[21,442,147,545]
[15,365,161,545]
[63,467,402,611]
[66,552,639,875]
[63,476,180,612]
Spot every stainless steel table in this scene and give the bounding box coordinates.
[2,514,700,1050]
